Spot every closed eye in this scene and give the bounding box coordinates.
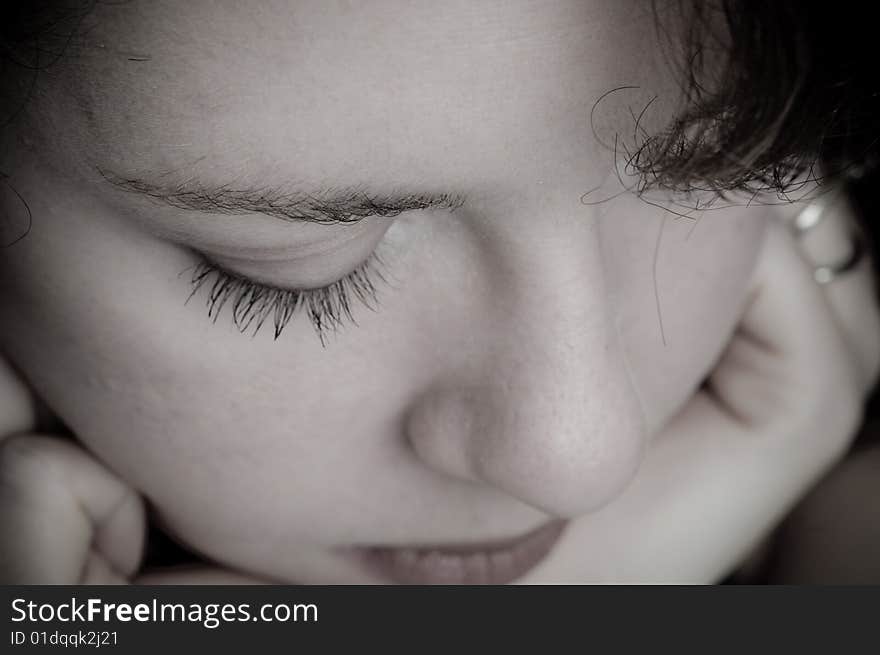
[184,250,387,346]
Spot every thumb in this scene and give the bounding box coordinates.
[0,435,146,584]
[0,358,40,439]
[0,356,63,440]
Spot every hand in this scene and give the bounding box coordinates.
[557,200,880,583]
[0,361,267,584]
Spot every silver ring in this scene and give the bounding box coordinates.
[791,199,865,284]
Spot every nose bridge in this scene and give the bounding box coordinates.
[477,280,646,515]
[405,221,648,517]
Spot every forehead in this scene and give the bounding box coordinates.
[54,0,677,192]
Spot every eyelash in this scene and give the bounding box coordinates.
[185,252,386,345]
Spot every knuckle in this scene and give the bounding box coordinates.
[0,435,61,487]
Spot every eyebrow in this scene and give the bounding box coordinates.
[98,169,466,224]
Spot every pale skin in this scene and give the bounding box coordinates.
[1,0,878,584]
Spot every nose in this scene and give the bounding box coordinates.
[404,228,649,518]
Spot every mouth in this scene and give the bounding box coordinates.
[348,520,568,584]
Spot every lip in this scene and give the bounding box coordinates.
[349,520,568,584]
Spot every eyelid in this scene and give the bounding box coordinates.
[185,248,387,344]
[120,193,395,263]
[210,215,391,256]
[192,249,363,293]
[178,217,393,284]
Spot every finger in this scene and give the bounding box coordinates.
[0,435,146,584]
[773,193,880,391]
[804,194,880,390]
[560,219,864,582]
[709,216,862,434]
[0,358,38,439]
[0,357,63,440]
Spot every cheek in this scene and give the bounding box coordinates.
[601,198,768,431]
[0,189,410,553]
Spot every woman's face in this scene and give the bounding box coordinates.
[0,0,766,582]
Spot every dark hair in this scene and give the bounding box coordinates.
[3,0,880,254]
[635,1,880,199]
[3,1,879,195]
